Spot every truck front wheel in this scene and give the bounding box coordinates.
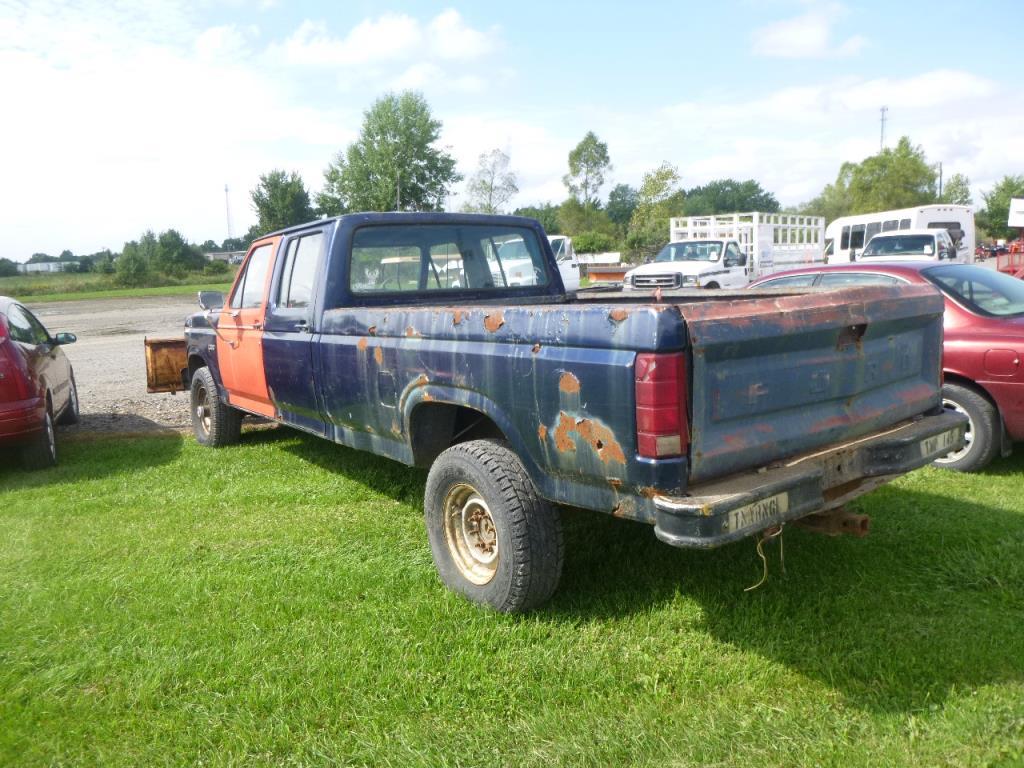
[190,367,242,447]
[424,440,564,613]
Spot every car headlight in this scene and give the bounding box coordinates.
[680,275,697,286]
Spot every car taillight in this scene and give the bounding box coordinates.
[0,336,30,400]
[635,352,689,459]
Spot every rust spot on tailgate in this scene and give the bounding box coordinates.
[357,338,368,352]
[374,347,383,365]
[538,424,548,442]
[553,412,576,453]
[483,311,505,333]
[558,371,581,394]
[452,310,464,325]
[608,308,629,323]
[405,326,421,338]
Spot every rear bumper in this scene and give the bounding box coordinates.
[0,397,45,443]
[653,411,967,549]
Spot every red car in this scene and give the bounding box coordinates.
[750,262,1024,472]
[0,297,79,469]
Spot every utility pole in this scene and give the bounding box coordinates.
[224,184,233,239]
[938,162,944,199]
[879,106,888,152]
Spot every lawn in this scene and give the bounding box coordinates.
[0,272,235,303]
[1,429,1022,766]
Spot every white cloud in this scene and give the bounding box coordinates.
[752,2,866,59]
[427,9,493,60]
[278,15,422,68]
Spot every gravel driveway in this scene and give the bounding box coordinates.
[28,295,199,435]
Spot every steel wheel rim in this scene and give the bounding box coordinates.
[194,384,212,436]
[442,483,499,585]
[44,411,55,460]
[935,398,972,463]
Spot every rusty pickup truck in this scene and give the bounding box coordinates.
[146,213,965,612]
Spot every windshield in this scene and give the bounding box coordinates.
[862,234,936,257]
[923,264,1024,318]
[655,241,722,262]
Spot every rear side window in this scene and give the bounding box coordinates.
[840,226,850,250]
[865,222,881,242]
[230,244,273,309]
[347,224,549,296]
[882,219,899,232]
[818,273,902,287]
[850,224,866,249]
[278,232,323,309]
[756,274,818,287]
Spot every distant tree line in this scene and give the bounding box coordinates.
[12,91,1023,275]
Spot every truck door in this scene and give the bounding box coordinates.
[262,228,327,434]
[723,242,748,287]
[216,238,279,418]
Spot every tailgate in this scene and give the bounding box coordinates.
[679,285,944,483]
[144,337,187,393]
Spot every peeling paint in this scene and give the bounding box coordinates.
[558,371,581,394]
[414,374,429,387]
[405,326,421,338]
[538,424,548,442]
[357,338,368,352]
[609,308,629,323]
[483,311,505,333]
[374,347,383,365]
[551,411,626,465]
[452,310,464,325]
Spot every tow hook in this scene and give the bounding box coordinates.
[794,509,871,538]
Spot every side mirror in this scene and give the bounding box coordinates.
[53,332,77,345]
[198,290,225,311]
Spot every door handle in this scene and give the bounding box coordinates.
[295,320,311,333]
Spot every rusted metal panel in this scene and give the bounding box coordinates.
[144,337,187,393]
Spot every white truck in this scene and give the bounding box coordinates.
[622,212,826,290]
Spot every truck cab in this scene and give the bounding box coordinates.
[622,240,749,290]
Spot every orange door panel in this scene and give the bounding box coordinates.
[216,237,279,417]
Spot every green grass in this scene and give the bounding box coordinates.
[0,272,235,303]
[1,430,1022,766]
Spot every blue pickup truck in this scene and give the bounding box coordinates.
[146,213,964,612]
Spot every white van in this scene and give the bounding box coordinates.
[825,204,974,263]
[859,228,960,262]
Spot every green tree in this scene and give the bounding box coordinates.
[563,131,611,208]
[251,169,315,234]
[462,149,518,214]
[115,240,151,286]
[846,137,937,213]
[626,162,685,259]
[682,179,780,215]
[28,252,54,264]
[152,229,205,277]
[977,175,1024,240]
[513,203,561,234]
[556,198,615,237]
[317,91,461,214]
[606,184,638,234]
[0,258,19,277]
[939,173,972,206]
[572,231,616,254]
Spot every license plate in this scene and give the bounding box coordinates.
[920,428,959,458]
[727,492,789,534]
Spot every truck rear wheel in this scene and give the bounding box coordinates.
[424,439,564,613]
[934,382,999,472]
[190,367,242,447]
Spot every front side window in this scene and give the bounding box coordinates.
[924,265,1024,317]
[840,227,851,250]
[348,224,549,295]
[5,304,38,344]
[230,244,273,309]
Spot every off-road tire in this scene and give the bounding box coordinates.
[703,281,720,289]
[57,373,80,426]
[425,439,564,613]
[190,367,242,447]
[21,401,57,470]
[934,382,999,472]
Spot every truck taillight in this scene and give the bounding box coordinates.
[635,352,689,459]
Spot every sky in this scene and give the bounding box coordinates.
[2,0,1023,260]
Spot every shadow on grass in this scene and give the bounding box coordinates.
[0,417,183,489]
[239,428,1024,714]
